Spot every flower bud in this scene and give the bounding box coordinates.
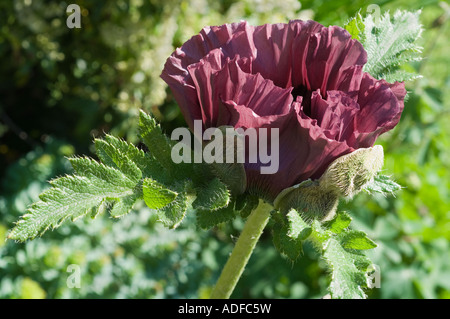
[274,145,384,221]
[319,145,384,198]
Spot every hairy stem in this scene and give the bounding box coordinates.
[210,200,273,299]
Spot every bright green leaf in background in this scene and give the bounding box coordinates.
[345,9,423,82]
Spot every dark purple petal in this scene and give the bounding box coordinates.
[161,22,249,130]
[187,49,293,128]
[350,73,406,148]
[291,24,367,96]
[160,55,201,130]
[221,100,353,199]
[161,20,406,201]
[310,90,360,142]
[224,21,318,88]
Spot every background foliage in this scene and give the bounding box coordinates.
[0,0,449,298]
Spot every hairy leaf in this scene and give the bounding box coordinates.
[324,211,352,234]
[99,134,168,183]
[364,174,402,195]
[139,110,174,172]
[340,230,378,250]
[310,213,377,299]
[193,178,230,211]
[359,10,423,82]
[8,160,141,241]
[272,209,311,261]
[142,178,178,210]
[155,181,191,229]
[344,12,365,40]
[286,209,312,241]
[323,235,371,299]
[196,202,236,230]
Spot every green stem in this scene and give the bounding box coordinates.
[210,200,273,299]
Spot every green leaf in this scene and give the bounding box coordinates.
[155,181,190,229]
[109,193,141,218]
[340,230,378,250]
[324,211,352,234]
[192,178,230,211]
[310,217,377,299]
[138,111,204,184]
[273,223,302,261]
[8,160,141,241]
[69,156,138,188]
[364,174,402,195]
[238,194,259,219]
[142,178,178,210]
[323,237,371,299]
[344,12,365,40]
[272,210,307,261]
[360,10,423,82]
[196,202,237,230]
[94,140,142,183]
[138,110,174,173]
[100,134,168,183]
[286,209,312,241]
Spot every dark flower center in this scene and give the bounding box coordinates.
[291,84,313,117]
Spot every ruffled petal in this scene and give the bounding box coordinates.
[161,22,250,130]
[221,100,353,200]
[310,90,360,142]
[291,24,367,97]
[187,49,294,128]
[173,22,249,70]
[161,20,405,200]
[351,73,406,148]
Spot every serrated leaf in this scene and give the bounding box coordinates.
[196,202,236,230]
[68,156,138,188]
[324,211,352,234]
[360,10,423,82]
[103,134,175,185]
[286,209,312,241]
[139,110,174,172]
[238,194,259,219]
[364,174,402,195]
[344,12,365,40]
[92,199,108,219]
[340,230,378,250]
[109,194,140,218]
[383,68,422,83]
[310,219,331,243]
[310,217,377,299]
[142,178,177,210]
[192,178,230,211]
[155,181,190,229]
[272,211,304,261]
[94,139,142,182]
[323,237,371,299]
[8,162,141,241]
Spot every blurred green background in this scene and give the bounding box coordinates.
[0,0,449,299]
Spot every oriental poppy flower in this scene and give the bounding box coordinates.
[161,20,406,201]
